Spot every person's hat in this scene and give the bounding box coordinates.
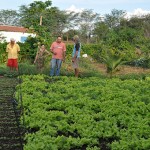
[10,38,15,41]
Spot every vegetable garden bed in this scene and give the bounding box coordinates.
[17,75,150,150]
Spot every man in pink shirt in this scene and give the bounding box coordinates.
[50,36,66,76]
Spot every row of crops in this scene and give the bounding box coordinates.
[16,75,150,150]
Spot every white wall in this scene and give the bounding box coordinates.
[0,31,36,43]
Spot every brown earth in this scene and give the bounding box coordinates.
[0,77,23,150]
[63,57,150,76]
[94,63,150,75]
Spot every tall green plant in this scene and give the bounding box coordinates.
[100,45,135,76]
[101,48,125,75]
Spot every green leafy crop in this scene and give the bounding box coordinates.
[16,75,150,150]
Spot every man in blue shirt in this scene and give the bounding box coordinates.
[72,35,81,77]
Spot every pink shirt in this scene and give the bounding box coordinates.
[50,42,66,60]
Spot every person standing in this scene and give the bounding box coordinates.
[34,44,50,72]
[72,35,81,77]
[50,36,66,76]
[6,38,20,71]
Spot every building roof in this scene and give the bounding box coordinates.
[0,25,28,33]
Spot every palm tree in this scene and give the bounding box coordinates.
[100,48,126,76]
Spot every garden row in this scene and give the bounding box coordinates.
[0,77,23,150]
[16,75,150,150]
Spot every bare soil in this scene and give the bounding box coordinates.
[94,63,150,75]
[0,77,23,150]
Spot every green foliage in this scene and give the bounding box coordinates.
[128,58,150,69]
[19,0,52,28]
[0,62,38,77]
[64,44,103,58]
[104,28,140,47]
[16,75,150,150]
[19,0,68,39]
[117,73,147,81]
[0,64,9,76]
[18,62,37,75]
[96,43,135,76]
[100,48,125,75]
[63,29,80,41]
[0,42,7,63]
[75,9,101,43]
[104,9,126,29]
[81,44,103,57]
[93,22,109,42]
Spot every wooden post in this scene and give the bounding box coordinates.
[40,16,43,26]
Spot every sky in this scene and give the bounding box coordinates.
[0,0,150,16]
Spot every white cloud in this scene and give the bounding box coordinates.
[66,6,150,20]
[66,5,84,13]
[125,8,150,19]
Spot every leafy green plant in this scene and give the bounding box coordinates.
[100,48,126,76]
[99,42,136,76]
[15,75,150,150]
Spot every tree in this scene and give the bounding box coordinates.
[18,0,53,48]
[19,0,68,41]
[44,7,68,36]
[63,11,80,42]
[0,10,20,26]
[76,9,101,43]
[101,48,125,76]
[63,29,79,41]
[104,9,126,29]
[143,14,150,38]
[19,0,52,28]
[93,22,109,43]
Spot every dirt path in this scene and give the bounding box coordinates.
[93,62,150,75]
[0,77,23,150]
